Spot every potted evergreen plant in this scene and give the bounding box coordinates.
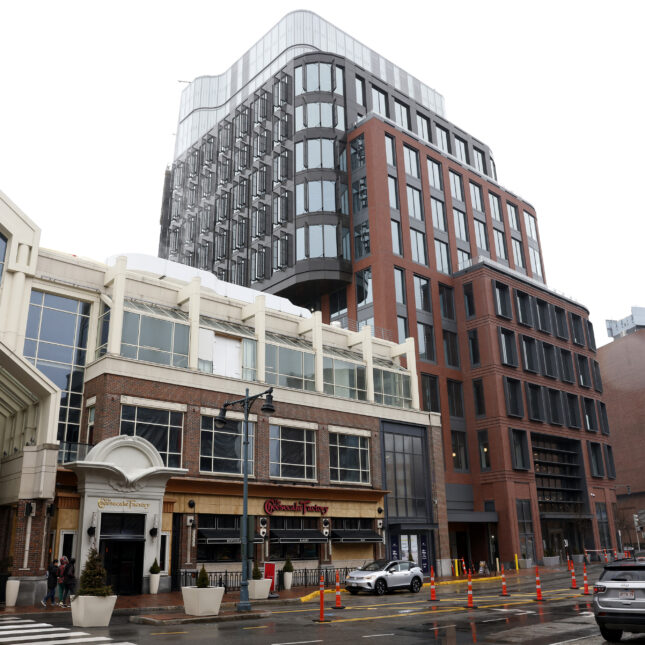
[181,565,224,616]
[282,557,294,591]
[247,560,271,599]
[542,547,560,568]
[71,548,117,627]
[149,558,161,595]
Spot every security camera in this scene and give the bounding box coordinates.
[186,515,195,526]
[259,517,268,528]
[260,527,267,537]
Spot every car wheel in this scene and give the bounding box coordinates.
[599,625,623,642]
[374,579,387,596]
[347,588,359,595]
[410,577,422,593]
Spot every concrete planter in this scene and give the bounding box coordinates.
[181,586,225,616]
[4,579,20,607]
[71,595,117,627]
[248,578,272,600]
[283,571,293,590]
[518,558,533,569]
[572,554,585,564]
[149,573,161,595]
[543,556,560,568]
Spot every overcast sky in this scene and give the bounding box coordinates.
[1,0,643,345]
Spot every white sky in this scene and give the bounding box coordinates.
[1,0,643,345]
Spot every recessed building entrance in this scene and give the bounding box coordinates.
[99,513,145,595]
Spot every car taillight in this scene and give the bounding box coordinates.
[593,584,606,594]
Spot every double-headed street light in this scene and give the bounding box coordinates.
[214,387,275,611]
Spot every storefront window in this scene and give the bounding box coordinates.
[200,416,254,475]
[329,433,370,483]
[121,300,189,367]
[269,517,319,560]
[197,514,242,562]
[269,425,316,480]
[24,290,90,451]
[323,357,366,400]
[373,368,411,408]
[120,405,183,467]
[383,431,426,518]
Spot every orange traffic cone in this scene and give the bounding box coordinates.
[535,566,544,602]
[335,570,345,609]
[582,563,590,595]
[429,565,439,602]
[570,566,577,589]
[500,564,509,597]
[466,570,476,608]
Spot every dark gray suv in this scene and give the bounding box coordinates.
[593,560,645,642]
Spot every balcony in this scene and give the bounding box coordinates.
[57,442,93,465]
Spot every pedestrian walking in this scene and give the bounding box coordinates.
[57,556,68,607]
[41,558,59,607]
[61,558,76,607]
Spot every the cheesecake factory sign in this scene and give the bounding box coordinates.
[264,498,329,516]
[97,497,150,511]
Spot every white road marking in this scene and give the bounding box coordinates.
[0,624,53,630]
[0,634,91,644]
[362,635,395,638]
[14,639,112,645]
[272,641,324,645]
[549,637,597,645]
[0,628,69,636]
[482,618,506,623]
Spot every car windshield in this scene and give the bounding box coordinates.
[600,567,645,582]
[359,560,388,571]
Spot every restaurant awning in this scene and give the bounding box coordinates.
[197,529,264,544]
[331,530,383,543]
[269,529,329,544]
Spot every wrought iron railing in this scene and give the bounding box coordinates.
[57,442,93,464]
[178,566,355,592]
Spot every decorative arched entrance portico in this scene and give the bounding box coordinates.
[68,435,186,594]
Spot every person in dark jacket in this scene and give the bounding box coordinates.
[40,558,59,607]
[57,556,68,607]
[61,557,76,607]
[63,558,76,607]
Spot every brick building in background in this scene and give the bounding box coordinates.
[598,309,645,550]
[159,10,617,566]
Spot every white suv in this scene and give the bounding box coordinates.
[593,560,645,642]
[345,559,423,596]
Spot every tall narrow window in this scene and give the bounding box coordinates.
[447,380,464,417]
[372,87,388,117]
[453,208,468,241]
[413,276,431,312]
[434,240,450,274]
[435,125,449,153]
[454,137,468,163]
[427,158,442,190]
[410,230,428,265]
[451,431,469,471]
[388,176,399,210]
[474,220,489,251]
[473,380,486,416]
[394,268,406,304]
[470,183,483,211]
[417,114,430,141]
[431,198,446,231]
[421,374,440,412]
[417,322,435,362]
[394,100,410,130]
[355,76,365,106]
[403,146,420,178]
[391,220,402,256]
[407,186,424,220]
[478,430,490,470]
[449,171,463,201]
[494,230,508,261]
[385,135,396,166]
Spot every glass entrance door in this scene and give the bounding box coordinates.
[100,539,144,595]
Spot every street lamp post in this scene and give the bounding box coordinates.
[214,387,275,612]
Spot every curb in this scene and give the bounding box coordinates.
[130,610,272,625]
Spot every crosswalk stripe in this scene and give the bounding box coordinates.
[0,624,56,631]
[0,632,89,643]
[0,619,36,623]
[0,628,69,636]
[20,639,112,645]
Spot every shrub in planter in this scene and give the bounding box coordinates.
[248,561,271,599]
[181,566,224,616]
[149,558,161,595]
[71,548,117,627]
[282,557,294,590]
